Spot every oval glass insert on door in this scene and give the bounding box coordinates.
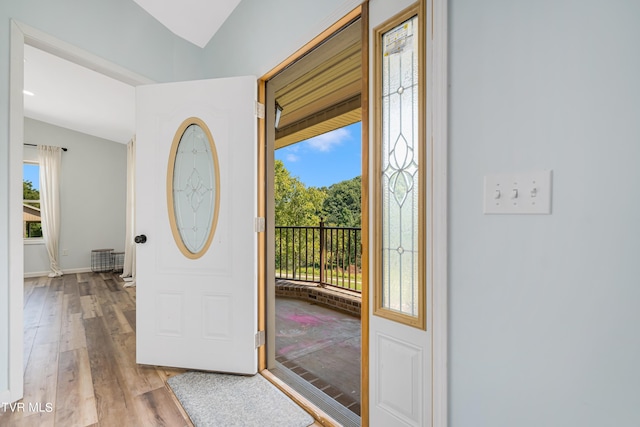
[167,117,220,259]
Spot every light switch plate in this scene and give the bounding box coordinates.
[484,170,552,214]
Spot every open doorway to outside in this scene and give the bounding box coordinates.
[274,123,362,417]
[265,15,365,427]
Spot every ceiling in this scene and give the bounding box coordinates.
[273,18,362,149]
[133,0,242,48]
[23,44,136,144]
[23,2,362,148]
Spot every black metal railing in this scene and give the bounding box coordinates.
[275,221,362,292]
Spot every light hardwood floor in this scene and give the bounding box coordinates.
[0,272,193,427]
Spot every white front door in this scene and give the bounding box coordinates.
[135,76,258,374]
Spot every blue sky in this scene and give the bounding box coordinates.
[23,163,40,191]
[275,122,362,188]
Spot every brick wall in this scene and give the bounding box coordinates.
[275,279,361,318]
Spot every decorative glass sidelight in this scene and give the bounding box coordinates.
[375,11,424,328]
[167,117,220,259]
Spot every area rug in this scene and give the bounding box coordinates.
[167,371,314,427]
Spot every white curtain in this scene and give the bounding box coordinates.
[121,136,136,286]
[38,145,63,277]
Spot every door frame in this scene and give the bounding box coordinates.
[7,20,153,402]
[430,1,449,424]
[256,4,370,425]
[257,0,449,425]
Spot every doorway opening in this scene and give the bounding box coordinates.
[8,20,152,407]
[274,122,362,421]
[263,13,367,427]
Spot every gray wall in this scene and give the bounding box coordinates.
[448,0,640,426]
[0,0,205,398]
[23,118,127,276]
[204,0,362,78]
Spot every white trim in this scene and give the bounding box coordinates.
[23,271,51,279]
[8,20,25,404]
[13,21,154,86]
[23,238,45,246]
[431,0,448,426]
[24,267,94,279]
[8,20,154,403]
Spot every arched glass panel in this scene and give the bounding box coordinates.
[168,118,220,259]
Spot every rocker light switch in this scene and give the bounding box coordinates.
[484,170,552,214]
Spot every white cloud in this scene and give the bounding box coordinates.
[286,153,300,162]
[305,128,350,152]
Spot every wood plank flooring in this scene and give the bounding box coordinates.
[0,273,193,427]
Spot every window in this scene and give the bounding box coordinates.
[373,5,426,329]
[23,162,42,239]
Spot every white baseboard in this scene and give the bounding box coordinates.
[23,271,52,279]
[23,267,93,279]
[62,267,94,275]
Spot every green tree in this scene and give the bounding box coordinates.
[274,160,326,226]
[23,180,42,237]
[322,176,361,227]
[23,180,40,201]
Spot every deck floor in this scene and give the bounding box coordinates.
[275,297,361,415]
